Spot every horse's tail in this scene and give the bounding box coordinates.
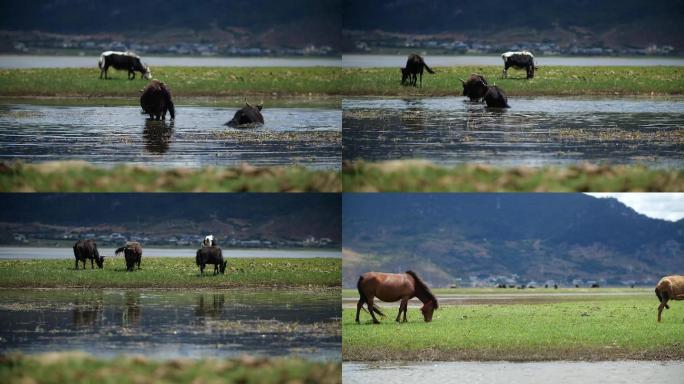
[656,287,670,309]
[357,275,385,317]
[114,246,126,257]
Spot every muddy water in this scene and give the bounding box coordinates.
[0,103,341,169]
[343,361,684,384]
[343,97,684,168]
[0,289,340,360]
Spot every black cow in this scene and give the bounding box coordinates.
[73,239,104,269]
[501,51,537,79]
[225,103,264,127]
[140,80,175,121]
[115,242,143,272]
[98,51,151,80]
[484,85,510,108]
[196,246,227,276]
[401,53,435,87]
[459,73,488,101]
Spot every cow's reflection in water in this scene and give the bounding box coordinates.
[72,295,103,327]
[122,291,141,328]
[194,293,226,323]
[143,120,174,154]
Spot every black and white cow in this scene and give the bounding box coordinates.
[501,51,537,79]
[98,51,151,80]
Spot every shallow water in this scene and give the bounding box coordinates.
[0,103,341,169]
[343,361,684,384]
[0,289,340,360]
[343,54,684,67]
[343,97,684,168]
[0,247,340,259]
[0,55,340,69]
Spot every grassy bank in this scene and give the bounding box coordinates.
[0,67,341,97]
[341,287,651,298]
[0,353,341,384]
[342,160,684,192]
[0,161,341,192]
[339,66,684,96]
[0,257,341,288]
[343,296,684,361]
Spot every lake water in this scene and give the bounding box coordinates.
[0,55,340,69]
[343,97,684,168]
[0,103,341,169]
[343,361,684,384]
[0,247,340,259]
[343,54,684,67]
[0,289,340,360]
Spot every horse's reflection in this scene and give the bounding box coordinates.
[143,120,174,154]
[194,293,226,320]
[122,291,141,327]
[72,295,103,327]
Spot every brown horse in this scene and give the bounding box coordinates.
[356,270,438,324]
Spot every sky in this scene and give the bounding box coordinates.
[586,193,684,222]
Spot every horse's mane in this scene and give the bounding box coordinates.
[405,270,438,308]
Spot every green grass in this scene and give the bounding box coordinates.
[343,296,684,361]
[0,161,341,192]
[342,160,684,192]
[339,66,684,96]
[0,257,341,288]
[0,353,341,384]
[0,67,342,97]
[341,287,651,298]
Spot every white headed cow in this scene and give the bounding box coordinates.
[203,235,216,247]
[501,51,537,79]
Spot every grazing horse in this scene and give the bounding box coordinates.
[356,270,438,324]
[115,242,143,271]
[655,275,684,322]
[73,239,104,269]
[401,53,435,87]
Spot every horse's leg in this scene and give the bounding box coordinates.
[367,297,380,324]
[401,298,409,322]
[355,299,364,323]
[658,297,669,322]
[395,300,405,322]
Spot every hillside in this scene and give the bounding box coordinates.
[0,194,341,244]
[342,194,683,287]
[342,0,684,53]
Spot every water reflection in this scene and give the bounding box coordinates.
[143,120,174,154]
[343,97,684,168]
[0,289,340,360]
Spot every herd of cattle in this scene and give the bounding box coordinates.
[73,234,227,275]
[98,51,264,126]
[400,50,538,108]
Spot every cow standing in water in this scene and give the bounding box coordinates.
[225,103,264,127]
[401,54,435,87]
[98,51,151,80]
[140,80,175,121]
[501,51,537,79]
[459,74,489,102]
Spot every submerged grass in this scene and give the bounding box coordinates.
[340,66,684,96]
[0,352,341,384]
[0,67,342,97]
[342,160,684,192]
[343,296,684,361]
[0,257,341,288]
[0,161,341,192]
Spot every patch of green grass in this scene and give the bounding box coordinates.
[342,296,684,361]
[0,352,341,384]
[341,287,652,298]
[0,67,342,97]
[0,257,341,288]
[0,161,341,192]
[342,160,684,192]
[339,66,684,96]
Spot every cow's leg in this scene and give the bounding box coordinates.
[355,298,364,323]
[367,296,380,324]
[162,108,167,120]
[200,264,205,276]
[100,68,104,79]
[104,65,109,79]
[75,259,79,270]
[502,65,508,79]
[90,259,94,269]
